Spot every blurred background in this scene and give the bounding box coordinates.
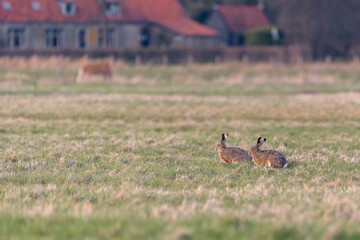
[0,0,359,63]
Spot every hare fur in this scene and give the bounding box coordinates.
[216,133,252,164]
[249,137,288,168]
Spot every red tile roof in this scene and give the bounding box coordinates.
[0,0,218,37]
[218,6,270,32]
[110,0,218,36]
[0,0,101,22]
[62,0,102,22]
[0,0,62,22]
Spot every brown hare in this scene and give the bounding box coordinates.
[216,133,252,164]
[249,137,288,168]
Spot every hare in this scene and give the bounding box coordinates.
[215,133,252,164]
[249,137,288,168]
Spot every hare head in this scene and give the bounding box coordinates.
[215,133,228,150]
[249,137,266,155]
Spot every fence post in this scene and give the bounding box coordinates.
[215,55,222,64]
[187,54,194,67]
[162,54,168,66]
[56,56,60,82]
[135,55,142,66]
[325,55,332,64]
[241,55,248,65]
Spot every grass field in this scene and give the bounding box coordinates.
[0,60,360,239]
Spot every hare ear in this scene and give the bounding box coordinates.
[222,133,229,142]
[259,137,266,147]
[257,137,262,145]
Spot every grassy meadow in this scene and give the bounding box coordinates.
[0,57,360,239]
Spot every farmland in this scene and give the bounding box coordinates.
[0,58,360,239]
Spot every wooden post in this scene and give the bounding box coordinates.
[241,55,248,65]
[325,55,332,64]
[135,55,142,66]
[56,56,60,82]
[162,55,168,66]
[215,55,221,64]
[187,54,194,67]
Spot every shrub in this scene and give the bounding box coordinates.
[245,27,274,46]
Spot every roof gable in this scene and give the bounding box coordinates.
[218,5,270,32]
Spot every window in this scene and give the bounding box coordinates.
[57,1,75,15]
[46,29,62,48]
[7,28,25,48]
[98,29,116,48]
[105,2,120,16]
[106,29,116,47]
[98,29,104,47]
[2,1,11,10]
[78,29,86,48]
[31,1,41,11]
[140,28,150,47]
[65,3,73,14]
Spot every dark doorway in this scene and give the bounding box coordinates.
[140,28,150,47]
[78,29,86,48]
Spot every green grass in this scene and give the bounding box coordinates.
[0,63,360,239]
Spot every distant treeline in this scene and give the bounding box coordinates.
[180,0,360,60]
[179,0,268,23]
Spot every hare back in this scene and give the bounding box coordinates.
[220,147,251,163]
[255,150,287,168]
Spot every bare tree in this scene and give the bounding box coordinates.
[278,0,360,59]
[179,0,257,23]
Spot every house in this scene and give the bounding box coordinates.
[206,5,271,46]
[0,0,219,50]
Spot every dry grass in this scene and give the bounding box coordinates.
[0,59,359,239]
